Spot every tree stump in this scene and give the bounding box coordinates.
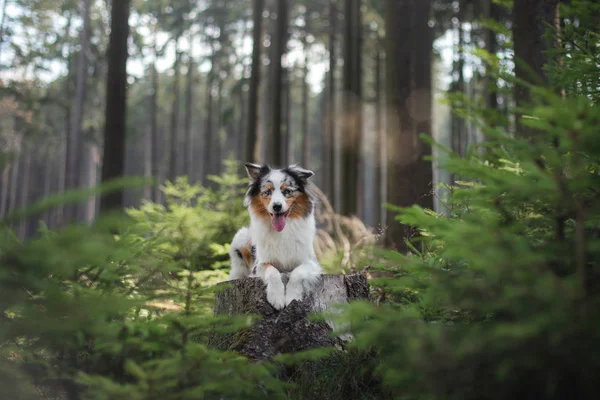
[209,274,370,360]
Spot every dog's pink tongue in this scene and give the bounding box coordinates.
[272,214,287,232]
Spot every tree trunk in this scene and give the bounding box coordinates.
[384,0,434,250]
[451,0,466,158]
[340,0,362,216]
[0,0,9,62]
[485,0,499,120]
[210,274,370,360]
[58,13,73,226]
[150,39,161,203]
[373,39,383,228]
[203,49,216,184]
[0,164,9,217]
[282,67,290,163]
[100,0,131,213]
[236,24,250,164]
[18,143,31,240]
[301,5,311,166]
[82,142,99,223]
[354,0,364,220]
[143,124,152,201]
[327,0,337,207]
[7,133,20,215]
[412,0,434,204]
[7,158,19,216]
[169,40,182,181]
[316,88,327,189]
[66,0,91,222]
[270,0,288,167]
[41,146,52,226]
[55,125,67,227]
[213,77,223,177]
[246,0,264,163]
[513,0,560,138]
[183,57,194,178]
[238,90,246,163]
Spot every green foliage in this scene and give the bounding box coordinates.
[336,37,600,400]
[1,176,151,225]
[126,159,248,273]
[547,1,600,103]
[0,163,286,399]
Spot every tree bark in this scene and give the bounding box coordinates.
[0,164,9,217]
[384,0,434,250]
[513,0,560,138]
[99,0,131,213]
[18,143,31,240]
[485,0,499,119]
[301,5,311,167]
[285,89,294,164]
[210,274,370,360]
[203,48,216,184]
[58,13,73,226]
[340,0,362,216]
[326,0,337,207]
[7,158,19,215]
[238,90,246,163]
[373,39,383,228]
[270,0,288,167]
[213,77,223,176]
[183,57,194,179]
[144,123,152,201]
[150,38,161,203]
[169,40,182,181]
[66,0,91,222]
[281,9,291,165]
[40,144,53,226]
[7,132,20,215]
[354,0,364,220]
[246,0,264,163]
[55,124,67,227]
[451,0,467,158]
[413,0,434,201]
[282,65,291,164]
[0,0,9,62]
[82,143,99,223]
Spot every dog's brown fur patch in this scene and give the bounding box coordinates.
[287,192,311,219]
[240,245,253,269]
[250,196,270,219]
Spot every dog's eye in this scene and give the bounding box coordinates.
[282,189,292,196]
[262,189,272,196]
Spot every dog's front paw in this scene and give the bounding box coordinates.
[266,280,286,310]
[284,280,304,306]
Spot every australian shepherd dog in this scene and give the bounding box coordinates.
[228,163,322,310]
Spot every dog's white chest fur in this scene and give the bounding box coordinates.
[250,210,316,272]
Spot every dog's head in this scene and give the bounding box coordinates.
[244,163,315,232]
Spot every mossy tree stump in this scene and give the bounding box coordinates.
[209,274,370,360]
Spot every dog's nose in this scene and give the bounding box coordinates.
[273,203,282,213]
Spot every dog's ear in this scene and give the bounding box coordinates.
[289,164,314,182]
[245,163,267,181]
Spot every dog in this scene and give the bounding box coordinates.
[228,163,322,310]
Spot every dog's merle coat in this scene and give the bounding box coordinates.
[228,163,322,310]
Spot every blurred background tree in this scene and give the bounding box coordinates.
[2,0,516,241]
